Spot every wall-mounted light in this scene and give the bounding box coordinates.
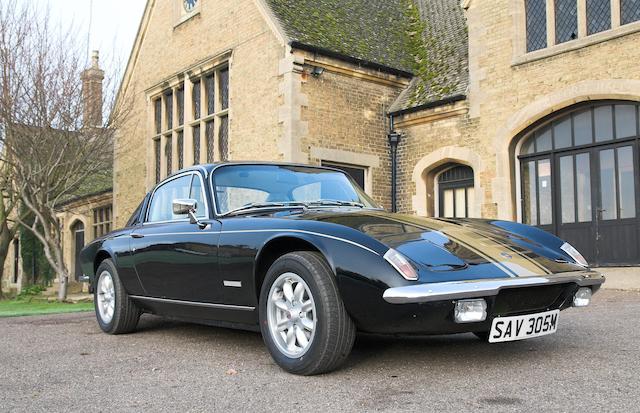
[310,66,325,77]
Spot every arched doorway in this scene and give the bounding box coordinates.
[436,164,475,218]
[518,101,639,265]
[71,221,85,281]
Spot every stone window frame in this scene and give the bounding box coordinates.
[309,147,379,196]
[146,52,231,188]
[174,0,202,28]
[514,0,640,65]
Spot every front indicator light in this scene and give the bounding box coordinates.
[573,287,592,307]
[560,242,589,267]
[454,299,487,323]
[384,248,418,281]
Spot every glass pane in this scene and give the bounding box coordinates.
[443,189,454,218]
[219,115,229,161]
[206,120,215,163]
[621,0,640,25]
[189,176,207,218]
[576,153,592,222]
[526,0,547,52]
[177,131,184,170]
[165,135,172,175]
[573,109,593,146]
[538,159,552,225]
[467,187,475,218]
[522,161,538,225]
[615,105,637,139]
[617,146,636,219]
[455,188,466,218]
[205,74,215,115]
[154,99,162,134]
[599,149,617,220]
[587,0,611,35]
[193,125,201,165]
[560,156,576,223]
[165,91,173,130]
[553,117,572,149]
[594,106,613,142]
[148,175,192,222]
[555,0,578,44]
[192,80,201,120]
[177,85,184,126]
[536,127,552,152]
[220,68,229,110]
[154,138,161,183]
[521,135,536,155]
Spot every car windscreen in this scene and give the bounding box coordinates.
[211,164,379,214]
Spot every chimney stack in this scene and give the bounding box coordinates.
[81,50,104,128]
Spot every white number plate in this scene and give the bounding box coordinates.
[489,309,559,343]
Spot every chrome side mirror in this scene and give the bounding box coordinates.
[172,199,206,229]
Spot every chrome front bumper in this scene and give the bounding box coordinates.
[79,274,90,283]
[382,271,605,304]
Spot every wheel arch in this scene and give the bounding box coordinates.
[254,235,336,300]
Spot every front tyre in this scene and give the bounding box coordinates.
[259,251,356,375]
[94,259,141,334]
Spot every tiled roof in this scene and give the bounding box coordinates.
[266,0,414,73]
[265,0,469,112]
[389,0,469,112]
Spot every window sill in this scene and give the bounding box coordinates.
[174,8,201,29]
[513,21,640,66]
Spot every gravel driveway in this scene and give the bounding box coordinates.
[1,289,638,412]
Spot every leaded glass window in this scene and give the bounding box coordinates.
[177,84,184,126]
[164,91,173,130]
[177,131,184,170]
[193,125,201,164]
[555,0,578,44]
[154,138,161,183]
[621,0,640,25]
[220,68,229,110]
[219,116,229,161]
[587,0,611,34]
[154,99,162,134]
[206,120,215,163]
[192,80,201,120]
[205,74,215,115]
[526,0,547,52]
[165,136,172,175]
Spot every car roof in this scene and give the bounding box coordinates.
[167,161,345,180]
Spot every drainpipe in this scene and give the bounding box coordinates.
[387,114,401,213]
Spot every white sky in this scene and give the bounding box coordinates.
[18,0,147,77]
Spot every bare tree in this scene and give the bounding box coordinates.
[0,1,128,300]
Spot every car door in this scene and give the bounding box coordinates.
[130,172,223,303]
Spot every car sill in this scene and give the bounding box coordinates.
[129,295,255,311]
[382,271,605,304]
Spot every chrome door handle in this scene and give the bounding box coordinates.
[131,233,144,239]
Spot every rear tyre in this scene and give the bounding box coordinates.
[94,259,141,334]
[259,251,356,375]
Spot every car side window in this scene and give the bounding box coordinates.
[147,175,192,222]
[189,175,207,218]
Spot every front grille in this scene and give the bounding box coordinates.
[493,284,573,315]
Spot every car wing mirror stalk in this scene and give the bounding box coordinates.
[172,199,207,229]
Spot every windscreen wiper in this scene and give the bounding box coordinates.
[307,199,365,208]
[221,201,308,217]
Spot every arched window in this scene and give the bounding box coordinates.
[518,101,640,265]
[437,164,474,218]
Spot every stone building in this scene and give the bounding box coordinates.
[1,52,113,294]
[114,0,640,266]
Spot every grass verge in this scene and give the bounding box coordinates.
[0,298,94,317]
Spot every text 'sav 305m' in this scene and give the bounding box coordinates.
[81,163,604,375]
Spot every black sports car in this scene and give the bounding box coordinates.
[80,162,605,375]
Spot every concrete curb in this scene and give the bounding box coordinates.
[595,267,640,292]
